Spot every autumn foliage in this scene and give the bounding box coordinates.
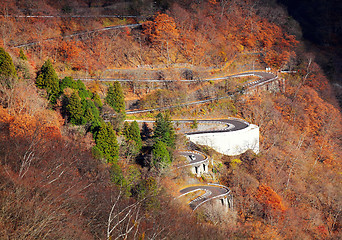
[0,0,298,72]
[0,0,341,239]
[255,184,286,212]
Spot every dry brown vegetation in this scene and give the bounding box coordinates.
[0,0,341,239]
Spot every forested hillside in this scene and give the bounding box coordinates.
[0,0,341,239]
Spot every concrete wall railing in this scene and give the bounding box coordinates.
[192,184,233,211]
[177,150,210,177]
[186,123,259,156]
[177,150,209,167]
[206,183,233,210]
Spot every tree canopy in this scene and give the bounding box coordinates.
[105,81,125,115]
[35,60,60,104]
[153,112,175,149]
[66,92,84,125]
[126,121,142,151]
[152,140,171,168]
[94,123,119,163]
[0,47,17,80]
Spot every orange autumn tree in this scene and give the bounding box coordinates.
[257,20,298,69]
[3,108,62,141]
[58,40,85,70]
[255,184,286,212]
[143,13,179,64]
[0,106,62,178]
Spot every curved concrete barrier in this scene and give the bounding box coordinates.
[178,184,233,211]
[125,118,259,156]
[177,150,210,177]
[185,119,259,156]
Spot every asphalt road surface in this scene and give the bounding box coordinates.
[179,185,230,210]
[178,151,206,165]
[185,119,249,135]
[123,71,277,114]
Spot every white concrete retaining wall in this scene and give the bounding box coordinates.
[186,124,259,156]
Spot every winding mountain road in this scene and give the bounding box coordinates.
[183,119,249,134]
[125,118,249,133]
[12,23,142,48]
[120,71,278,115]
[175,151,232,211]
[178,184,230,210]
[178,151,207,166]
[79,71,275,83]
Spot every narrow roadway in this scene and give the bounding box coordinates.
[122,71,277,114]
[179,184,230,210]
[178,151,206,165]
[79,71,275,83]
[125,119,249,133]
[12,23,142,48]
[183,119,249,134]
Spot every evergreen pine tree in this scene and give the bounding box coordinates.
[152,140,171,168]
[95,123,119,163]
[19,48,27,61]
[123,121,130,138]
[153,113,175,148]
[84,107,94,122]
[36,60,60,104]
[0,47,17,81]
[105,81,125,115]
[128,121,142,151]
[92,92,103,109]
[89,117,103,136]
[59,76,76,92]
[67,92,84,125]
[76,80,91,100]
[82,99,100,122]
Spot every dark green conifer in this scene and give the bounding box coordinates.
[35,60,60,104]
[123,121,130,138]
[127,121,142,151]
[82,99,100,122]
[105,81,125,115]
[59,76,76,92]
[92,92,103,109]
[95,123,119,163]
[152,140,171,168]
[84,107,94,122]
[0,47,17,81]
[67,92,84,125]
[153,113,175,148]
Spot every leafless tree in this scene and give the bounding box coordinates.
[106,191,143,240]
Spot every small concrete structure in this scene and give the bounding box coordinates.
[213,194,234,212]
[191,161,209,177]
[247,77,285,94]
[186,119,259,156]
[193,164,204,175]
